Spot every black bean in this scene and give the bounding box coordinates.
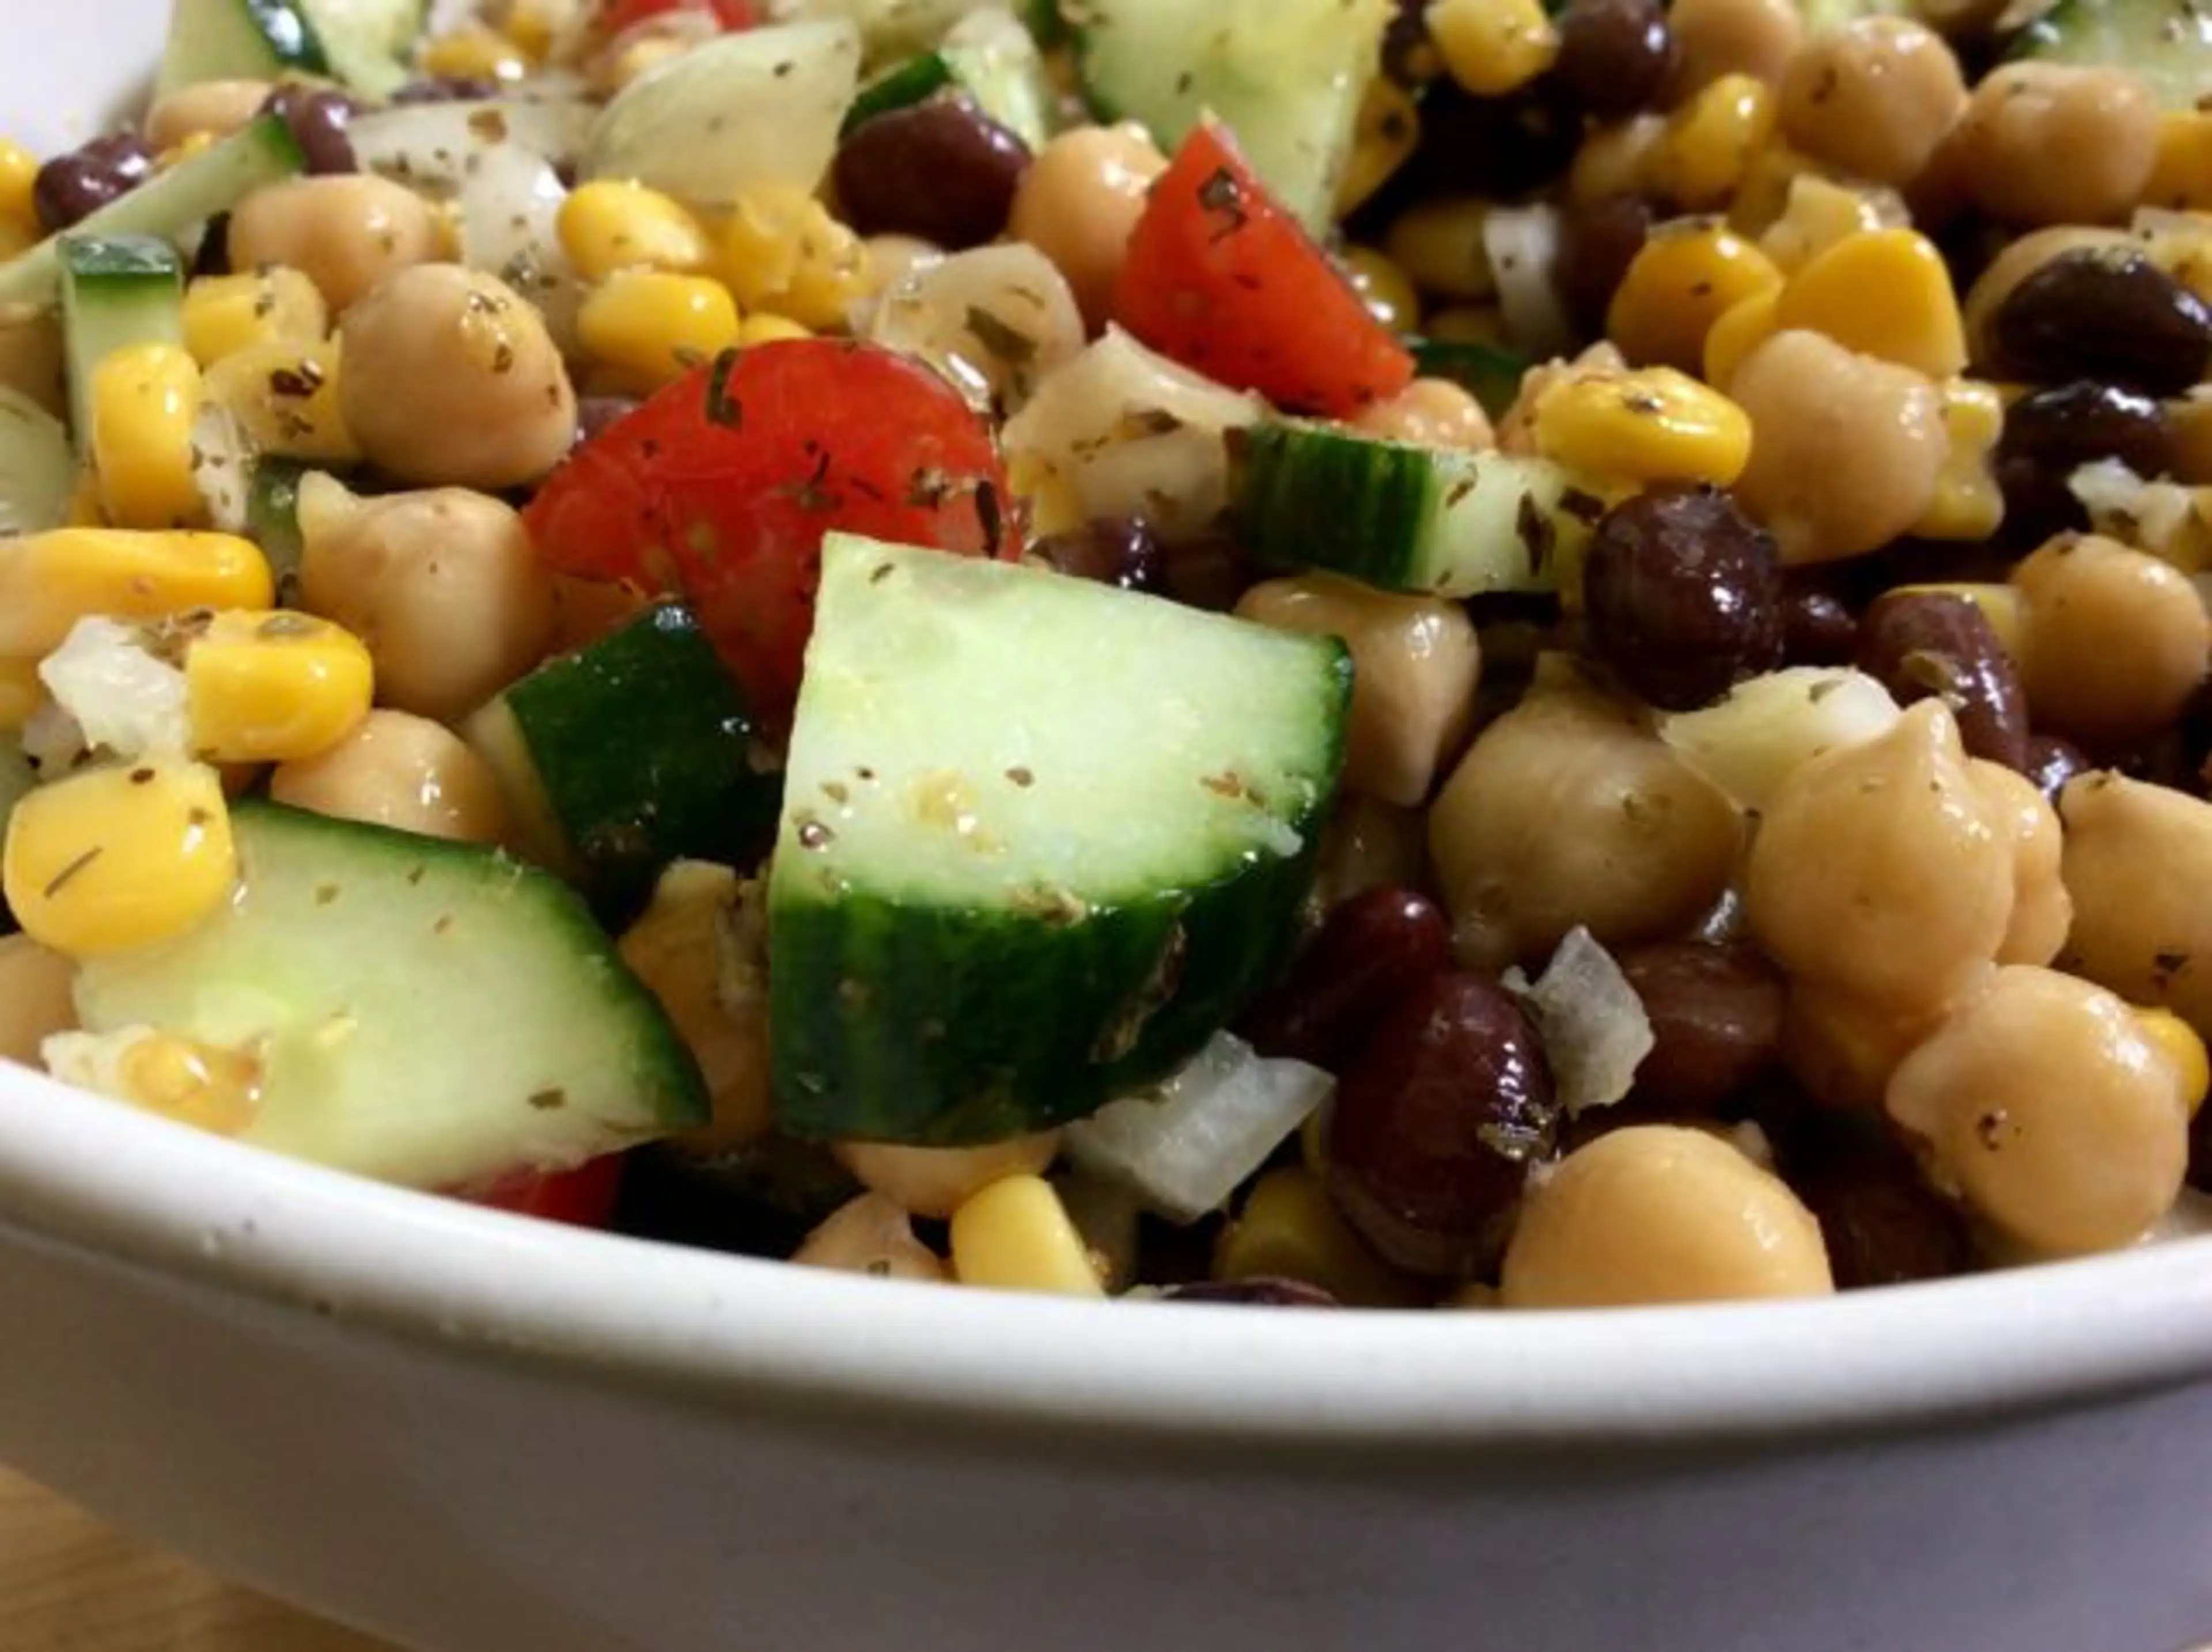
[832,94,1030,251]
[1779,1113,1974,1290]
[191,212,232,279]
[1617,941,1785,1116]
[1157,532,1259,613]
[1324,972,1559,1277]
[1157,1278,1341,1308]
[2191,1098,2212,1193]
[1554,0,1678,116]
[1778,581,1858,666]
[1238,886,1453,1072]
[1555,191,1655,337]
[388,75,505,104]
[1028,516,1165,593]
[259,84,358,175]
[33,131,154,233]
[2023,732,2092,805]
[1398,79,1582,202]
[1986,247,2212,397]
[575,394,642,448]
[1854,589,2030,770]
[1582,482,1785,711]
[1994,380,2171,545]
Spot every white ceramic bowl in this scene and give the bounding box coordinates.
[9,16,2212,1652]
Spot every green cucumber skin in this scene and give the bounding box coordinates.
[842,55,961,134]
[1228,421,1437,592]
[60,236,187,458]
[1408,338,1531,422]
[246,458,309,601]
[499,604,782,901]
[158,0,331,96]
[770,780,1339,1146]
[2009,0,2212,108]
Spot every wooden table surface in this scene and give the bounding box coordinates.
[0,1467,396,1652]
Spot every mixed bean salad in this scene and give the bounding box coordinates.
[2,0,2211,1310]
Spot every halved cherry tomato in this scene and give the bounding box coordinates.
[524,339,1012,730]
[598,0,760,37]
[465,1154,627,1229]
[1111,121,1415,418]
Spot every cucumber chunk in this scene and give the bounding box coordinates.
[157,0,330,97]
[0,390,72,537]
[0,118,306,312]
[59,236,186,459]
[844,9,1055,148]
[2009,0,2212,109]
[768,536,1350,1146]
[1408,337,1533,423]
[298,0,427,98]
[69,802,709,1189]
[1227,419,1601,598]
[1074,0,1390,231]
[467,604,782,904]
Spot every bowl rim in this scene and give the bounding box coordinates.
[5,1058,2212,1455]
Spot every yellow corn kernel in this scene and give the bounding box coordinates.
[419,27,530,84]
[577,270,743,393]
[1702,286,1779,389]
[1653,73,1776,214]
[0,657,40,732]
[556,180,713,283]
[185,609,374,764]
[202,338,358,464]
[88,343,207,531]
[1774,229,1966,380]
[737,312,812,346]
[1430,0,1560,97]
[1425,304,1510,346]
[2135,1005,2210,1119]
[1727,143,1823,241]
[1910,380,2006,543]
[1335,75,1421,216]
[1340,244,1422,332]
[2146,113,2212,213]
[117,1030,263,1136]
[948,1174,1105,1297]
[2,761,236,958]
[0,530,273,657]
[1757,172,1894,276]
[1607,221,1783,373]
[0,139,36,238]
[64,468,104,528]
[181,268,329,367]
[717,184,871,333]
[500,0,561,60]
[1384,196,1495,302]
[1213,1167,1429,1309]
[1887,580,2028,659]
[1533,366,1753,486]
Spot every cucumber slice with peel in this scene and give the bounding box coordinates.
[58,236,186,461]
[156,0,330,96]
[2009,0,2212,110]
[768,535,1350,1146]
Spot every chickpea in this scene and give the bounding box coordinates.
[1428,661,1742,969]
[1745,700,2015,1012]
[1500,1124,1834,1308]
[1666,0,1802,96]
[1969,759,2071,968]
[1886,965,2190,1257]
[1236,573,1482,808]
[297,476,556,721]
[145,79,272,153]
[270,708,512,844]
[834,1134,1062,1221]
[227,176,446,315]
[2058,771,2212,1036]
[791,1192,947,1282]
[1960,226,2135,368]
[2012,534,2209,747]
[618,861,771,1154]
[1729,329,1945,565]
[1350,377,1495,452]
[1948,63,2160,226]
[1777,19,1967,190]
[338,264,578,492]
[0,934,75,1065]
[1005,123,1166,330]
[1781,982,1955,1111]
[1311,794,1430,909]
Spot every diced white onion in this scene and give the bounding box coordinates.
[455,141,585,354]
[866,244,1085,416]
[2069,456,2212,570]
[1063,1032,1332,1223]
[1660,666,1902,815]
[37,617,189,763]
[346,100,601,196]
[1481,205,1577,362]
[1504,926,1652,1117]
[189,403,253,536]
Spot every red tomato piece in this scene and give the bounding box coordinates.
[599,0,759,37]
[1111,121,1415,418]
[465,1154,627,1229]
[524,339,1012,730]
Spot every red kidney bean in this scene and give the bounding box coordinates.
[2023,732,2090,805]
[1986,247,2212,397]
[1159,532,1260,613]
[1555,191,1656,337]
[1554,0,1678,117]
[1239,886,1453,1072]
[33,131,155,233]
[1994,380,2170,545]
[1779,1113,1973,1289]
[1029,516,1165,593]
[1324,972,1559,1277]
[1778,581,1859,666]
[1854,589,2029,770]
[1617,941,1785,1116]
[259,83,358,175]
[832,95,1031,250]
[1582,481,1786,710]
[1158,1278,1341,1307]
